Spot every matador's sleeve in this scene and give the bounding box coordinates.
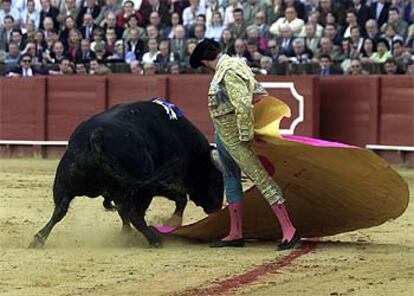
[223,70,254,142]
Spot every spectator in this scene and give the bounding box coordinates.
[188,14,206,38]
[347,57,369,75]
[349,25,364,55]
[42,16,56,37]
[102,12,125,40]
[264,0,284,26]
[277,25,295,56]
[117,0,143,28]
[67,28,82,60]
[246,25,267,53]
[33,31,47,60]
[254,11,271,40]
[227,8,247,39]
[49,40,68,63]
[405,60,414,75]
[80,13,98,41]
[57,0,79,28]
[143,61,156,75]
[90,27,105,51]
[149,11,165,33]
[75,61,88,74]
[318,0,345,26]
[257,55,273,75]
[0,16,15,51]
[192,24,206,41]
[146,24,160,42]
[39,0,60,31]
[370,38,392,63]
[155,40,179,73]
[182,0,206,28]
[360,37,376,62]
[21,0,41,30]
[306,11,324,38]
[265,38,279,63]
[224,0,242,26]
[382,23,404,49]
[282,0,306,21]
[245,38,262,67]
[3,42,21,65]
[370,0,390,28]
[49,57,74,75]
[351,0,371,28]
[314,37,340,63]
[89,59,111,75]
[105,28,118,54]
[162,12,181,40]
[280,37,313,65]
[93,41,110,62]
[0,0,21,28]
[365,19,381,41]
[242,0,261,26]
[343,9,361,38]
[75,38,96,63]
[169,63,181,74]
[220,28,234,55]
[317,53,343,75]
[10,29,27,51]
[59,16,77,48]
[122,15,146,41]
[205,0,224,27]
[392,39,405,66]
[142,38,160,64]
[5,53,45,77]
[323,23,342,46]
[383,57,403,74]
[304,23,320,54]
[205,11,225,42]
[382,6,407,38]
[170,25,187,62]
[77,0,100,28]
[270,6,304,37]
[232,38,250,61]
[129,59,142,74]
[108,39,135,63]
[140,0,170,27]
[125,28,145,61]
[95,0,122,26]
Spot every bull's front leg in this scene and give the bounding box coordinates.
[117,202,133,234]
[164,194,187,228]
[128,196,162,247]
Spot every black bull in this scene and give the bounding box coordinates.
[29,101,224,248]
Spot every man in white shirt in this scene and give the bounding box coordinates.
[0,0,22,27]
[270,6,305,37]
[20,0,40,29]
[182,0,206,28]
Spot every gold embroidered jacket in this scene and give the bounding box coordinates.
[208,55,267,141]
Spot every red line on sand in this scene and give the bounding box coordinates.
[180,242,317,296]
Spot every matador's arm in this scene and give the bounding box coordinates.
[223,70,254,142]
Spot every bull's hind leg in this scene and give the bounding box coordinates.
[29,195,73,248]
[128,196,162,247]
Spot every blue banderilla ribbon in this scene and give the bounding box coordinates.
[151,97,183,120]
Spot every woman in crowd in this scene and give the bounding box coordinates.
[205,11,225,42]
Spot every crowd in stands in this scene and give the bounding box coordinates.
[0,0,414,76]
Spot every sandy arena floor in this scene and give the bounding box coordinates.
[0,158,413,296]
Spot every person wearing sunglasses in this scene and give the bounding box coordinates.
[190,39,300,250]
[4,53,46,77]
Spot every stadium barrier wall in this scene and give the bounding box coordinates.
[0,75,412,165]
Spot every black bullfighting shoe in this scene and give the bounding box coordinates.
[277,231,301,251]
[209,238,245,248]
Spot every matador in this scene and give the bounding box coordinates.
[190,39,301,249]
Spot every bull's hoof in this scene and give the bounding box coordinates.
[149,239,163,248]
[28,234,45,249]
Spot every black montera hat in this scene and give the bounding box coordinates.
[189,38,221,69]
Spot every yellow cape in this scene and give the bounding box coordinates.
[159,97,409,241]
